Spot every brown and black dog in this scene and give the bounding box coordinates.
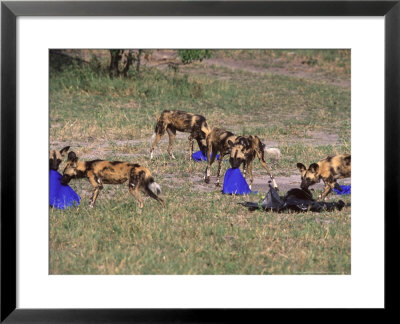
[297,154,351,200]
[228,135,279,190]
[204,128,237,186]
[61,152,164,208]
[150,110,211,160]
[49,146,70,171]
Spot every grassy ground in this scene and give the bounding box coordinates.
[49,49,351,274]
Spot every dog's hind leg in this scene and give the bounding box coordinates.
[129,186,144,208]
[150,121,167,160]
[87,171,102,207]
[166,127,176,159]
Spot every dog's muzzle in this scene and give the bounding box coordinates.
[60,175,71,185]
[229,157,243,169]
[300,181,309,190]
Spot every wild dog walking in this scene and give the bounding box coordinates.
[228,135,279,190]
[61,152,164,208]
[49,146,70,171]
[150,110,211,160]
[297,154,351,201]
[204,128,237,186]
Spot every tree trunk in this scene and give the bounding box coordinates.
[136,49,143,73]
[109,50,123,78]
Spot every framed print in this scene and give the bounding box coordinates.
[1,0,399,321]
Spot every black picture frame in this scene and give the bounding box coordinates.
[1,0,399,322]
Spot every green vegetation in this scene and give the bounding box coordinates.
[50,49,351,274]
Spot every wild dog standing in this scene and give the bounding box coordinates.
[297,154,351,201]
[228,136,278,190]
[204,128,237,187]
[61,152,164,208]
[49,146,70,171]
[150,110,211,160]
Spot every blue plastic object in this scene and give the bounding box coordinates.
[222,168,254,195]
[192,150,219,162]
[333,184,351,195]
[49,170,81,209]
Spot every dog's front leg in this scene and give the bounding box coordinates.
[204,145,215,184]
[247,161,253,190]
[215,155,224,187]
[257,152,278,191]
[188,135,194,160]
[88,171,102,207]
[319,181,334,201]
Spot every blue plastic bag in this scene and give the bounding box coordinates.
[333,184,351,195]
[192,150,219,162]
[222,168,255,195]
[49,170,80,209]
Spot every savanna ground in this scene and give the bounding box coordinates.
[49,49,351,274]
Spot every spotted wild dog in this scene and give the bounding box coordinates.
[204,128,237,187]
[297,154,351,201]
[49,146,70,171]
[150,110,211,160]
[61,152,165,208]
[228,135,279,190]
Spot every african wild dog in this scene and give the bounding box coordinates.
[297,154,351,201]
[49,146,70,171]
[61,152,164,208]
[228,135,278,190]
[150,110,211,160]
[204,128,237,186]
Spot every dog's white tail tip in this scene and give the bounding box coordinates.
[148,181,161,196]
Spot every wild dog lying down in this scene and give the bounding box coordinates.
[204,128,237,186]
[49,146,70,171]
[61,152,164,208]
[297,154,351,201]
[150,110,211,160]
[228,135,279,190]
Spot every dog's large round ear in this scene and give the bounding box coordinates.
[296,163,306,172]
[59,146,70,156]
[67,151,78,162]
[309,163,319,173]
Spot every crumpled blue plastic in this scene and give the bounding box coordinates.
[333,184,351,195]
[49,170,80,209]
[192,150,219,162]
[222,168,256,195]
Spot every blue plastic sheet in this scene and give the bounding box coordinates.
[192,150,219,162]
[49,170,80,209]
[333,184,351,195]
[222,168,255,195]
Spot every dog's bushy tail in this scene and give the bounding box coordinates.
[132,167,164,207]
[147,179,162,196]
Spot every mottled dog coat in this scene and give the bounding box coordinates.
[61,152,164,208]
[150,110,211,160]
[204,128,237,186]
[297,154,351,200]
[228,135,278,190]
